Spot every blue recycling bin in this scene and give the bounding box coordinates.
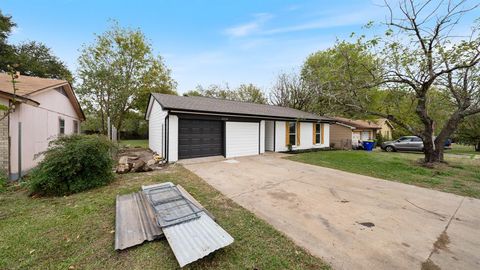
[362,141,375,151]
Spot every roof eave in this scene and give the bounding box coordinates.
[167,108,332,122]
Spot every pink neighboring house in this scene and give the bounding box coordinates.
[0,73,85,180]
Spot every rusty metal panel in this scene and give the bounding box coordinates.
[114,192,163,250]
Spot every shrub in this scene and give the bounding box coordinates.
[0,170,7,193]
[28,134,116,196]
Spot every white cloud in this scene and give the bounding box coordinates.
[224,13,273,38]
[262,10,377,35]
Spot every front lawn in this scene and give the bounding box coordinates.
[288,150,480,199]
[445,143,479,156]
[0,166,329,270]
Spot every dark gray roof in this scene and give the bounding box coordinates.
[151,93,332,121]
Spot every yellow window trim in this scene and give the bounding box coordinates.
[297,122,301,146]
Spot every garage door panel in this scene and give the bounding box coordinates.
[226,122,259,158]
[178,119,223,159]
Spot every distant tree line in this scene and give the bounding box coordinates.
[0,10,72,81]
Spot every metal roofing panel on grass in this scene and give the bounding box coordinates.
[114,192,163,250]
[142,182,234,267]
[163,212,234,267]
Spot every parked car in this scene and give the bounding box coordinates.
[381,136,452,152]
[381,136,424,152]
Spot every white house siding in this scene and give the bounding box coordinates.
[265,120,274,151]
[274,121,330,152]
[225,121,259,158]
[148,100,167,156]
[168,115,179,162]
[259,120,265,154]
[9,88,81,178]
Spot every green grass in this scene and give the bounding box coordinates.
[445,143,478,156]
[288,150,480,199]
[119,139,148,149]
[0,166,329,270]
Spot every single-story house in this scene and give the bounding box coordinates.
[329,117,381,149]
[374,118,395,140]
[0,73,85,180]
[145,93,334,162]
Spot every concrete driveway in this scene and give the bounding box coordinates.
[184,153,480,270]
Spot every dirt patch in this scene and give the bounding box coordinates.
[268,190,298,202]
[433,231,450,253]
[356,222,375,228]
[117,148,155,163]
[421,259,441,270]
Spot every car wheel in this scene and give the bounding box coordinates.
[385,146,395,152]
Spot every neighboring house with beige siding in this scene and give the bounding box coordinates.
[374,118,395,140]
[0,73,85,180]
[329,117,381,149]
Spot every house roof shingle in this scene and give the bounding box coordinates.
[0,73,68,96]
[151,93,333,121]
[331,117,382,129]
[0,73,85,121]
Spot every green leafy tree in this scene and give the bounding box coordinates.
[77,23,177,134]
[0,10,16,72]
[12,41,72,81]
[236,84,267,104]
[302,41,382,116]
[184,83,267,104]
[456,115,480,151]
[0,10,72,81]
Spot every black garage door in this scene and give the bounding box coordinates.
[178,119,223,159]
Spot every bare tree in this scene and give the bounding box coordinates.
[269,72,316,111]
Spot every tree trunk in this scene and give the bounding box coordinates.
[422,134,441,163]
[476,142,480,152]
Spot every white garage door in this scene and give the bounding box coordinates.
[225,121,259,158]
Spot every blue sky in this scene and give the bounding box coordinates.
[1,0,477,94]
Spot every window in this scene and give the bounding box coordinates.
[73,120,79,134]
[59,118,65,135]
[287,122,297,146]
[412,137,423,142]
[314,123,322,144]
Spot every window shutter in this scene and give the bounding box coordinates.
[321,124,325,144]
[313,123,316,144]
[285,122,289,146]
[297,122,301,146]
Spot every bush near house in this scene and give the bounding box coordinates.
[28,135,116,196]
[0,170,7,192]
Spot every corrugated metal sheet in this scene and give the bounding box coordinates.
[143,184,203,228]
[114,192,163,250]
[163,212,234,267]
[142,182,234,267]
